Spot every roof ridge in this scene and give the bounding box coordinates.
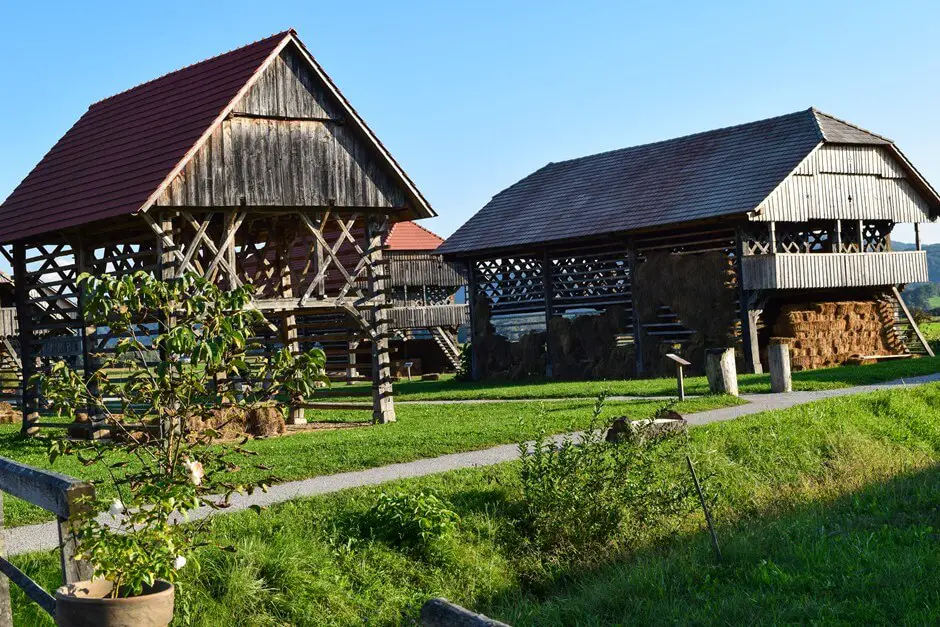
[811,108,894,143]
[405,219,445,241]
[542,108,816,170]
[88,30,294,108]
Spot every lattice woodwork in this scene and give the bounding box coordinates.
[862,221,892,253]
[473,257,545,315]
[776,222,834,253]
[741,224,772,256]
[549,249,631,312]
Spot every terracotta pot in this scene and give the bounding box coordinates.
[54,579,174,627]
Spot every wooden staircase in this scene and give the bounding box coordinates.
[429,326,461,369]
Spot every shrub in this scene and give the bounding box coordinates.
[363,490,460,549]
[455,343,473,381]
[517,395,694,558]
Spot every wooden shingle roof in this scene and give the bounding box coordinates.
[437,108,914,256]
[0,30,432,243]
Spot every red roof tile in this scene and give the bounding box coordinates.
[0,31,291,242]
[385,221,445,251]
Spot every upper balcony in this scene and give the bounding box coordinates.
[739,220,929,291]
[741,250,928,290]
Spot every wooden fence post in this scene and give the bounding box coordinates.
[705,347,738,396]
[768,340,792,393]
[0,492,13,627]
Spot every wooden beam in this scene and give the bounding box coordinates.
[893,286,935,357]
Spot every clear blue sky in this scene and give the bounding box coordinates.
[2,0,939,246]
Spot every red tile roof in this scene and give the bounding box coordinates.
[385,221,445,251]
[0,31,291,242]
[0,29,434,243]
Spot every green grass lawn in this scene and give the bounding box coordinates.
[10,382,940,625]
[0,395,737,527]
[317,356,940,401]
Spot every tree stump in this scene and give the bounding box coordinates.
[705,348,738,397]
[768,340,792,393]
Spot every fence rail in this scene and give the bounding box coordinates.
[0,456,94,625]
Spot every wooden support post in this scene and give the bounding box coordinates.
[12,244,39,436]
[0,493,13,627]
[666,353,691,401]
[705,347,738,396]
[769,221,776,253]
[277,224,305,425]
[75,241,105,440]
[834,219,843,253]
[767,341,792,393]
[858,219,864,252]
[467,260,482,381]
[735,231,762,374]
[542,249,554,378]
[347,336,360,384]
[367,216,396,424]
[893,286,935,357]
[627,246,644,376]
[915,223,922,251]
[58,516,92,584]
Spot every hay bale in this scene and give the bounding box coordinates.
[0,402,17,425]
[245,406,286,437]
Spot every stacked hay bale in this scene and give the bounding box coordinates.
[772,300,905,370]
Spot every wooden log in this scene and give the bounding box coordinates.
[367,216,396,423]
[705,348,738,397]
[768,341,792,393]
[420,598,510,627]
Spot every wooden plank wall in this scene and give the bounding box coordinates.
[753,145,933,223]
[155,46,406,210]
[388,253,468,287]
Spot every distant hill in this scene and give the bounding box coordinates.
[893,241,940,283]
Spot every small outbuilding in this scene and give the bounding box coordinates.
[438,109,939,380]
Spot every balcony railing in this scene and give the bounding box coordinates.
[387,304,469,329]
[741,251,928,290]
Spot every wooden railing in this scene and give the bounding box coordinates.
[387,304,469,329]
[0,457,94,625]
[0,309,15,338]
[741,251,929,290]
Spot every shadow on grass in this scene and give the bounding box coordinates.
[478,462,940,625]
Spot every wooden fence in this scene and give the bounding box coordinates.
[0,456,94,625]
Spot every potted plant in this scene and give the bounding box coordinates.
[39,272,328,626]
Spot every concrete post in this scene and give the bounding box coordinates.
[768,341,792,393]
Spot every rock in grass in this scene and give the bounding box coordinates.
[605,413,686,443]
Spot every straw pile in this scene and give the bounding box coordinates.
[771,300,904,370]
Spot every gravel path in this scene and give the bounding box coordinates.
[6,372,938,556]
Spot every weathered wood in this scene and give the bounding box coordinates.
[0,555,55,620]
[420,598,510,627]
[0,493,13,627]
[768,342,792,393]
[367,216,395,424]
[387,304,468,329]
[12,244,38,436]
[58,517,93,584]
[705,348,738,397]
[666,353,690,401]
[741,251,929,290]
[0,457,93,520]
[893,286,935,357]
[753,144,935,223]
